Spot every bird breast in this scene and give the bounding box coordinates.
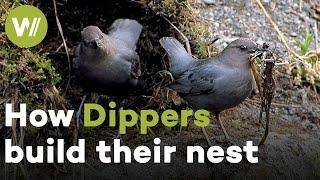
[78,57,133,86]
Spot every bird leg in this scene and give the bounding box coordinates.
[109,100,125,145]
[201,127,213,146]
[201,114,231,146]
[214,114,231,141]
[76,95,87,128]
[116,106,124,142]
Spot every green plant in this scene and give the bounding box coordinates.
[299,29,314,55]
[290,29,320,88]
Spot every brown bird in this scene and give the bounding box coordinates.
[160,37,264,145]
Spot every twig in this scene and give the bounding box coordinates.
[0,4,8,14]
[255,0,306,64]
[275,62,289,66]
[11,88,30,180]
[162,16,192,55]
[11,89,18,180]
[207,46,211,57]
[299,0,302,12]
[55,42,64,53]
[52,0,71,95]
[11,88,18,146]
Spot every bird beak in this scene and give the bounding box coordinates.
[95,38,103,48]
[249,43,271,98]
[255,46,268,54]
[249,46,268,63]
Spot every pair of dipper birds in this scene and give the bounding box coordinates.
[74,18,265,145]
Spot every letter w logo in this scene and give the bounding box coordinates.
[11,17,41,37]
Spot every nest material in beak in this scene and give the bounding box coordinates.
[250,58,263,98]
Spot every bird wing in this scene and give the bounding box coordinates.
[128,52,141,79]
[159,37,196,77]
[108,19,142,50]
[170,61,225,96]
[116,49,141,79]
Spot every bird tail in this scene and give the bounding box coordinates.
[159,37,194,76]
[108,19,142,50]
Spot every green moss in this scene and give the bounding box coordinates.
[0,0,63,114]
[0,47,61,85]
[159,0,179,17]
[149,0,216,59]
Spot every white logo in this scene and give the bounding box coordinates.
[11,17,41,37]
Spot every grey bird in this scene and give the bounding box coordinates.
[160,37,263,145]
[73,19,142,130]
[74,18,142,93]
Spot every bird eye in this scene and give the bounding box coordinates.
[240,45,247,50]
[83,41,89,47]
[90,41,98,49]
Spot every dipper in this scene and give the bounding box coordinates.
[74,19,142,93]
[160,37,263,144]
[73,19,142,130]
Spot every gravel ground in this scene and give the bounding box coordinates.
[200,0,318,58]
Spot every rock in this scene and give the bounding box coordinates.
[202,0,215,5]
